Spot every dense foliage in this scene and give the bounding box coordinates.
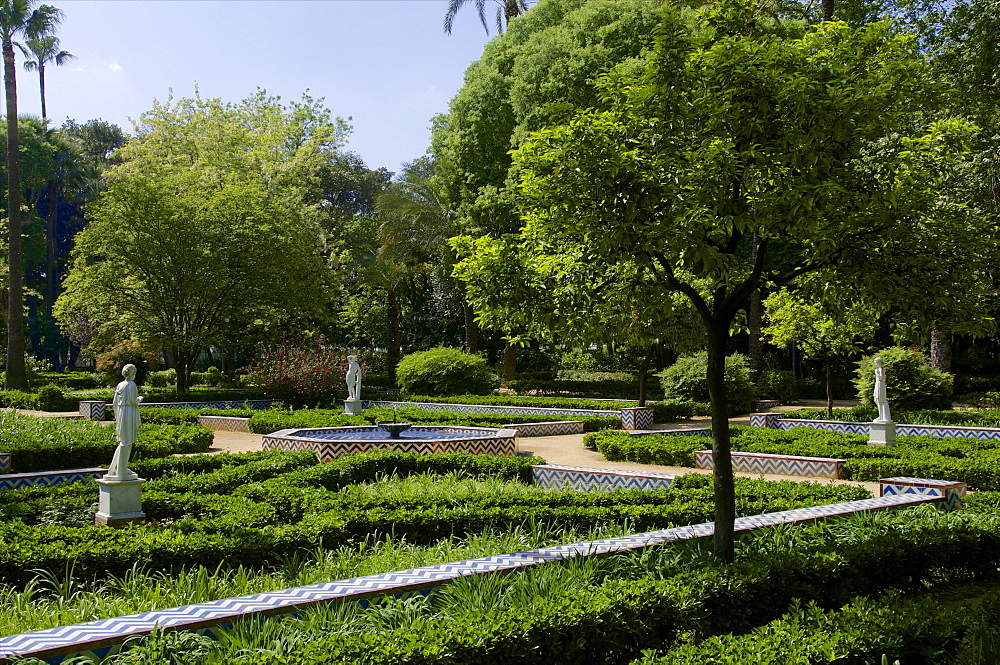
[853,347,954,411]
[395,347,496,396]
[658,354,756,415]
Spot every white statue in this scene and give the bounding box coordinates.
[346,355,361,401]
[106,364,142,481]
[873,357,891,423]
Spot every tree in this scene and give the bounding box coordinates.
[55,92,347,391]
[18,33,71,119]
[0,0,60,389]
[762,290,874,418]
[461,2,989,561]
[444,0,529,35]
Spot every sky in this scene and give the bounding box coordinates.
[34,0,499,174]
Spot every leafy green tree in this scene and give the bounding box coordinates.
[55,92,346,391]
[0,0,61,389]
[464,3,987,561]
[763,290,875,418]
[18,32,71,119]
[444,0,529,35]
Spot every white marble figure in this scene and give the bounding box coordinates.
[346,355,361,401]
[873,357,892,423]
[106,364,142,481]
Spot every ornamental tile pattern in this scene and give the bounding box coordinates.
[879,476,966,512]
[696,451,845,478]
[78,401,106,421]
[620,407,654,430]
[502,421,584,437]
[0,453,9,474]
[140,400,278,411]
[0,468,106,491]
[0,490,945,664]
[195,416,251,432]
[532,464,675,491]
[262,426,518,461]
[752,415,1000,442]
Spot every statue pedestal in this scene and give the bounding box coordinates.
[95,476,145,527]
[344,399,362,416]
[869,421,896,446]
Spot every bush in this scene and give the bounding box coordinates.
[146,369,176,388]
[853,347,953,411]
[756,369,797,404]
[658,353,756,415]
[95,339,159,387]
[35,384,72,412]
[396,347,496,396]
[244,338,356,407]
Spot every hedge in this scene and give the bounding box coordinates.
[397,395,710,422]
[0,411,213,473]
[0,451,868,586]
[224,508,1000,664]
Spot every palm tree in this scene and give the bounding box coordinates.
[0,0,62,389]
[18,34,71,118]
[443,0,529,35]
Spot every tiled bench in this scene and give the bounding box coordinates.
[503,421,584,437]
[0,489,944,664]
[0,468,106,491]
[533,464,675,491]
[696,450,846,479]
[880,477,966,512]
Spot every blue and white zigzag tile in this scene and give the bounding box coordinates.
[629,428,711,439]
[532,464,675,491]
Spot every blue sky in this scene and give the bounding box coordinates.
[34,0,498,173]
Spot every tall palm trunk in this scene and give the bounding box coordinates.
[386,288,400,385]
[4,37,27,390]
[36,60,43,117]
[44,178,57,308]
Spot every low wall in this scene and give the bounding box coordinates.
[0,468,106,491]
[750,413,1000,440]
[364,400,619,417]
[533,464,675,491]
[0,481,950,664]
[196,416,250,433]
[696,451,845,479]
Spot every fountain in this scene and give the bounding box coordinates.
[262,423,518,461]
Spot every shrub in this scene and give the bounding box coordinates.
[35,384,72,412]
[244,338,356,407]
[853,347,953,411]
[658,353,756,415]
[756,369,797,404]
[146,369,176,388]
[396,347,496,396]
[95,339,159,387]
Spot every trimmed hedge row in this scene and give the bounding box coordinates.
[791,404,1000,428]
[586,425,1000,489]
[0,412,213,473]
[228,508,1000,664]
[399,395,709,422]
[0,451,869,586]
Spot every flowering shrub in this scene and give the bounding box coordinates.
[245,338,357,406]
[95,339,160,386]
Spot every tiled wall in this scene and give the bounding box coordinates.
[0,468,106,491]
[696,450,845,478]
[880,476,966,511]
[196,416,251,433]
[78,401,106,421]
[620,407,654,430]
[0,453,9,474]
[750,413,1000,441]
[502,421,584,437]
[262,427,518,461]
[629,428,711,439]
[533,464,675,491]
[0,485,946,664]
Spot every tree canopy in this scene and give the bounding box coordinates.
[55,91,347,390]
[455,1,991,560]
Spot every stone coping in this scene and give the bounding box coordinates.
[0,491,941,663]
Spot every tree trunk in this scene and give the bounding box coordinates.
[748,288,763,377]
[4,39,27,390]
[930,329,951,372]
[38,65,45,119]
[706,322,735,563]
[502,341,517,384]
[45,179,58,310]
[821,0,834,20]
[173,349,193,393]
[463,305,479,352]
[638,342,656,407]
[825,356,834,419]
[386,288,401,384]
